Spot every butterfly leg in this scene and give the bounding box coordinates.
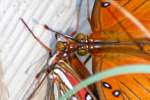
[86,0,92,25]
[28,71,50,100]
[21,18,52,53]
[84,54,91,65]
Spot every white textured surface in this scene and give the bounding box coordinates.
[0,0,77,99]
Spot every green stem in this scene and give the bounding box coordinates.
[60,64,150,100]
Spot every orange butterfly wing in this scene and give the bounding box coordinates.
[91,0,150,40]
[90,0,150,99]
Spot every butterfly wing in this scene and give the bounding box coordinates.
[92,48,150,99]
[90,0,150,99]
[90,0,150,40]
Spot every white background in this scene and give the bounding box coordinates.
[0,0,94,99]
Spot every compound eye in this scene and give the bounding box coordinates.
[101,2,110,7]
[56,41,66,51]
[77,49,88,56]
[75,33,87,42]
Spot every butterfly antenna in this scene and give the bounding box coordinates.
[66,0,83,37]
[20,18,52,53]
[43,24,76,41]
[86,0,90,21]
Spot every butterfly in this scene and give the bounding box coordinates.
[21,0,150,99]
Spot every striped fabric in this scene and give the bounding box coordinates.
[0,0,76,99]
